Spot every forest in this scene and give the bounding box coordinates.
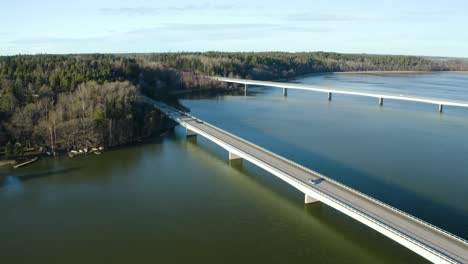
[136,52,468,80]
[1,52,467,159]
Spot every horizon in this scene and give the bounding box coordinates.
[2,2,468,262]
[1,0,468,57]
[1,51,467,60]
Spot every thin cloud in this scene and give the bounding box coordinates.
[286,13,377,22]
[159,23,278,31]
[6,22,333,53]
[100,7,160,16]
[125,23,331,35]
[119,24,278,42]
[119,23,333,42]
[9,36,108,45]
[100,3,237,16]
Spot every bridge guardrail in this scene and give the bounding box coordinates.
[151,99,468,248]
[197,119,468,247]
[186,121,461,264]
[212,76,468,109]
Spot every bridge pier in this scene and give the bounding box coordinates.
[439,104,443,113]
[328,92,332,101]
[229,152,242,160]
[244,84,248,96]
[153,98,468,264]
[379,97,384,106]
[305,194,319,204]
[186,128,197,137]
[283,88,288,96]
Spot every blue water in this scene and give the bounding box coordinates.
[182,72,468,239]
[1,72,467,263]
[302,72,468,101]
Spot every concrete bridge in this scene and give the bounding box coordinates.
[146,98,468,263]
[211,77,468,113]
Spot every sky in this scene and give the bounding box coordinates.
[1,0,467,57]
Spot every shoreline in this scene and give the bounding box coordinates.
[286,70,468,81]
[334,70,468,75]
[0,160,16,167]
[178,70,468,98]
[0,124,177,169]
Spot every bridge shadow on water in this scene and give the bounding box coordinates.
[271,129,468,238]
[179,125,468,240]
[265,132,468,240]
[181,136,427,262]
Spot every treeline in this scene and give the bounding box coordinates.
[6,81,164,153]
[135,52,468,80]
[1,52,467,158]
[0,54,228,157]
[0,55,200,157]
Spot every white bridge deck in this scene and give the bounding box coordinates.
[147,98,468,263]
[212,77,468,111]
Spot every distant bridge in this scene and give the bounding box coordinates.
[146,97,468,264]
[211,77,468,113]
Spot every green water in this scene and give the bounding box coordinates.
[0,136,425,263]
[2,73,468,263]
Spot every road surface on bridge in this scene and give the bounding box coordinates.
[147,98,468,263]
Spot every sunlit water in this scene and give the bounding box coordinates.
[1,73,467,263]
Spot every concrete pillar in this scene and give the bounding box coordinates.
[244,84,248,96]
[328,92,332,101]
[379,97,384,106]
[439,104,443,113]
[229,152,242,160]
[305,194,319,204]
[186,128,197,137]
[283,88,288,96]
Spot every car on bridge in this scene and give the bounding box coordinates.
[308,178,325,185]
[307,178,317,185]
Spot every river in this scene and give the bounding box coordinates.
[1,72,467,263]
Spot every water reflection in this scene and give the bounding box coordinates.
[0,175,23,191]
[2,73,465,263]
[182,73,468,239]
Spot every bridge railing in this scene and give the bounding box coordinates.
[150,98,468,247]
[195,115,468,247]
[187,121,461,264]
[212,76,468,108]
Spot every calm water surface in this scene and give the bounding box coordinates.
[1,73,468,263]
